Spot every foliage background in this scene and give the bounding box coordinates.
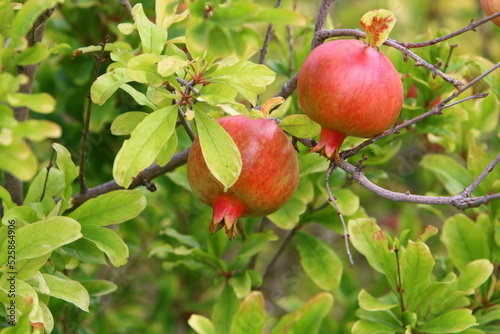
[1,0,500,333]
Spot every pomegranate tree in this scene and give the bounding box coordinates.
[187,115,299,239]
[481,0,500,27]
[297,9,404,160]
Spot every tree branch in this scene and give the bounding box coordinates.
[4,8,54,206]
[70,148,190,210]
[325,160,354,266]
[460,153,500,198]
[335,158,499,210]
[397,11,500,49]
[315,29,463,88]
[340,62,500,160]
[79,36,109,194]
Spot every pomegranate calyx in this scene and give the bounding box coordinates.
[360,9,396,48]
[310,128,347,161]
[210,195,245,240]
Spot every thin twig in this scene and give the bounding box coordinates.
[395,247,406,313]
[443,44,457,73]
[177,106,196,141]
[460,154,500,197]
[315,29,463,88]
[325,160,354,267]
[257,0,283,105]
[176,78,200,96]
[70,148,190,210]
[311,0,335,50]
[397,11,500,49]
[120,0,133,14]
[340,63,499,160]
[79,35,109,194]
[40,148,56,202]
[335,158,499,210]
[261,225,301,281]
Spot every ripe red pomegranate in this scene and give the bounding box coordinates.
[481,0,500,27]
[187,115,299,239]
[297,39,404,160]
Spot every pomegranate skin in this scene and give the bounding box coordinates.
[187,115,299,239]
[481,0,500,27]
[297,39,403,159]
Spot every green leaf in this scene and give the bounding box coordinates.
[211,60,276,105]
[271,292,333,334]
[421,154,474,195]
[401,241,435,311]
[63,238,107,265]
[188,314,215,334]
[126,53,165,87]
[229,271,252,299]
[358,289,398,311]
[52,143,78,201]
[348,218,398,291]
[0,186,15,212]
[268,197,306,229]
[40,274,90,312]
[419,309,477,333]
[110,112,148,136]
[24,168,65,204]
[83,227,129,267]
[10,0,58,49]
[253,8,307,26]
[15,254,51,281]
[113,106,177,188]
[12,119,61,141]
[212,284,241,334]
[278,114,321,138]
[7,93,55,114]
[416,225,439,243]
[441,214,490,272]
[194,107,242,191]
[157,56,189,77]
[0,137,37,181]
[296,232,343,292]
[163,227,200,248]
[156,132,178,166]
[0,216,81,263]
[69,189,146,228]
[236,231,278,260]
[91,68,130,106]
[81,280,117,297]
[120,83,157,109]
[229,291,266,334]
[13,42,50,65]
[132,3,167,54]
[334,188,360,216]
[457,259,493,292]
[351,320,398,334]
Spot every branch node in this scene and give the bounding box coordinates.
[143,180,157,192]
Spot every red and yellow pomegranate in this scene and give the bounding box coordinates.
[187,115,299,239]
[297,10,404,160]
[481,0,500,27]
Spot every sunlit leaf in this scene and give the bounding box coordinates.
[113,106,177,188]
[193,107,242,191]
[296,232,343,292]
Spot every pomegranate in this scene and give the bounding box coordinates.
[481,0,500,27]
[297,10,403,160]
[187,115,299,239]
